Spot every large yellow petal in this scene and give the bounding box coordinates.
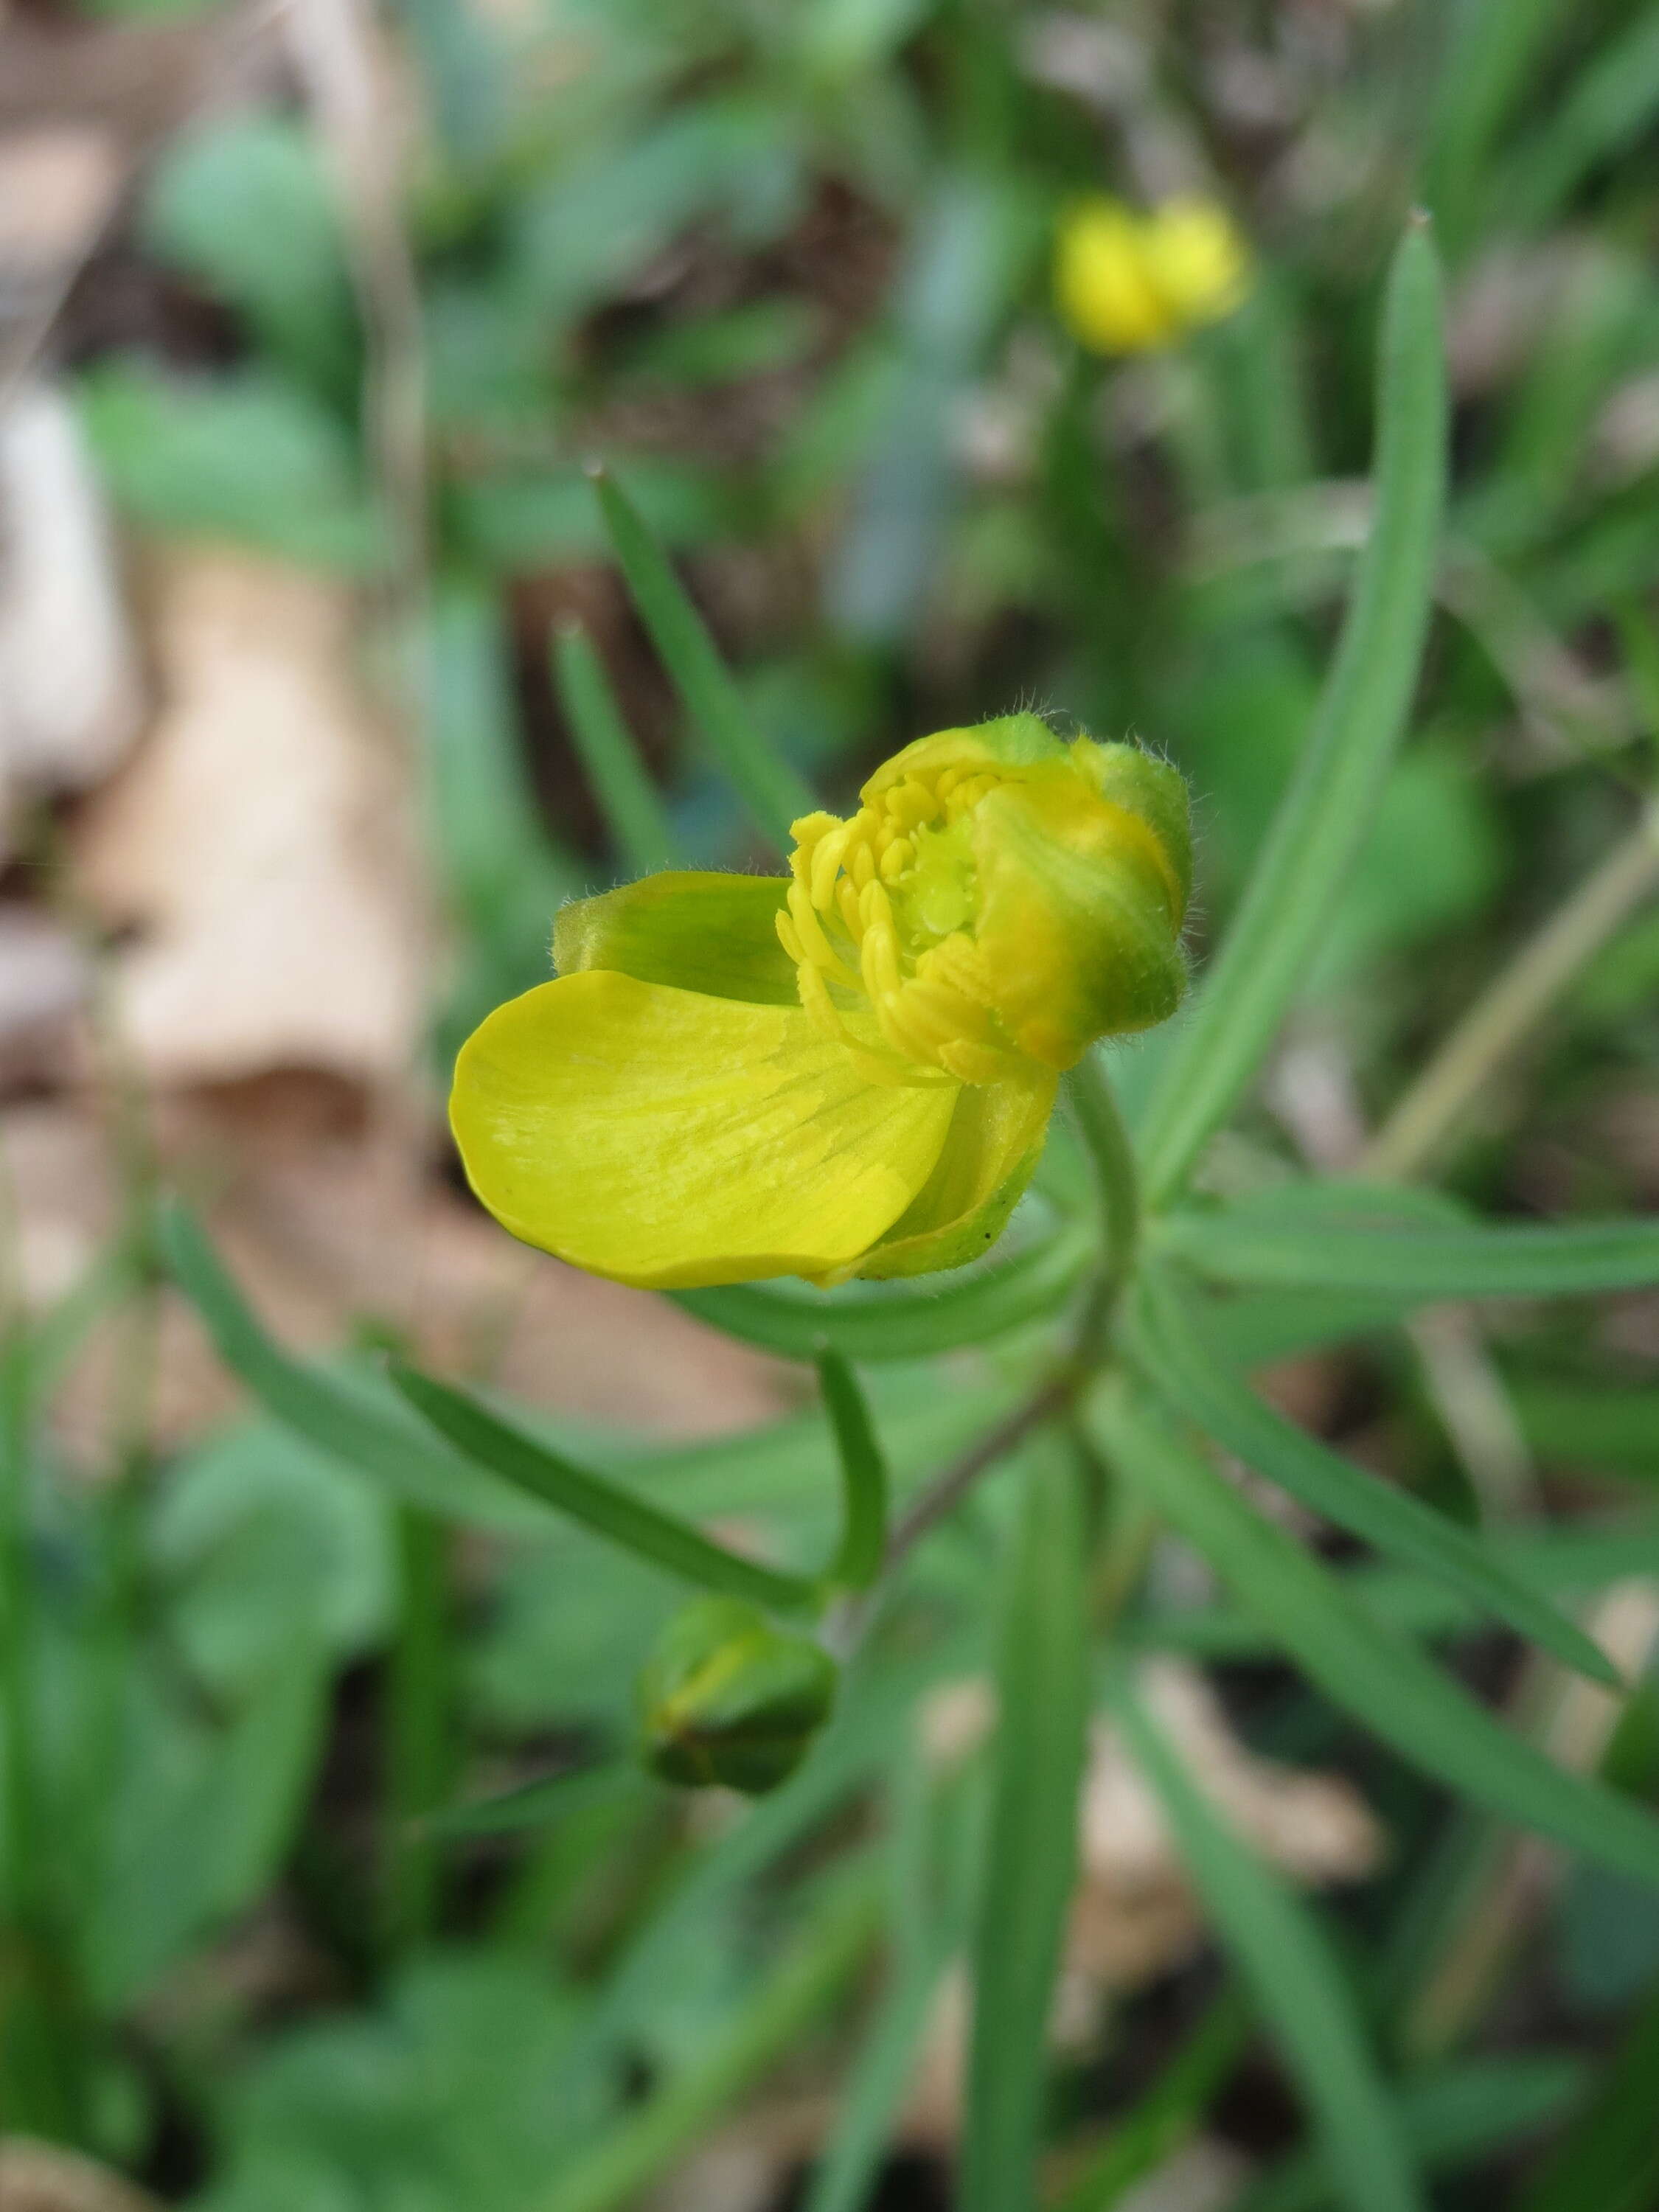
[858,1069,1057,1279]
[451,972,959,1290]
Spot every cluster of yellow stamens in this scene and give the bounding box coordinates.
[776,766,1034,1089]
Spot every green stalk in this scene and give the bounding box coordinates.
[1063,1051,1141,1351]
[815,1349,890,1593]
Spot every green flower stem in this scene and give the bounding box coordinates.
[536,1875,881,2212]
[1364,800,1659,1180]
[877,1054,1144,1576]
[815,1349,890,1593]
[1064,1050,1142,1357]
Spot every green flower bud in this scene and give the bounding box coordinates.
[638,1598,838,1795]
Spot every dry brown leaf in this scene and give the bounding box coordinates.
[902,1658,1380,2146]
[72,551,428,1088]
[0,125,122,279]
[0,383,144,844]
[0,2142,159,2212]
[8,1087,790,1470]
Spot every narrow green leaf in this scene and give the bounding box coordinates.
[1090,1390,1659,1891]
[673,1224,1092,1363]
[1510,1380,1659,1484]
[1131,1271,1619,1687]
[1136,1510,1659,1661]
[1052,1989,1250,2212]
[1156,1209,1659,1301]
[804,1756,972,2212]
[539,1876,883,2212]
[388,1360,818,1614]
[1519,1982,1659,2212]
[963,1441,1091,2212]
[156,1200,543,1531]
[1140,218,1447,1206]
[551,618,676,877]
[1241,2053,1589,2212]
[816,1349,890,1591]
[591,464,813,850]
[424,1762,620,1839]
[1107,1669,1425,2212]
[1502,11,1659,234]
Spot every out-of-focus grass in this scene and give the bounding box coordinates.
[2,1,1658,2207]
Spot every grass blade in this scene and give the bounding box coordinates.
[816,1349,890,1591]
[1089,1389,1659,1891]
[1107,1669,1426,2212]
[591,463,813,851]
[803,1755,971,2212]
[1241,2053,1589,2212]
[1052,1988,1250,2212]
[963,1440,1091,2212]
[1131,1270,1619,1687]
[551,617,676,877]
[1139,218,1447,1206]
[1518,1980,1659,2212]
[1155,1210,1659,1301]
[1502,11,1659,234]
[674,1223,1092,1363]
[157,1200,543,1530]
[388,1360,818,1613]
[540,1876,883,2212]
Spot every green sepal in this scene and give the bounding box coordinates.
[554,872,799,1006]
[639,1597,838,1796]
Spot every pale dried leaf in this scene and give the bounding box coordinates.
[72,551,428,1086]
[0,383,144,839]
[0,2141,159,2212]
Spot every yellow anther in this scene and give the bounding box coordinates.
[880,838,912,882]
[852,844,874,890]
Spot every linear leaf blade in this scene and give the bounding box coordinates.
[1140,218,1447,1206]
[963,1441,1091,2212]
[1089,1390,1659,1891]
[1107,1670,1425,2212]
[1156,1211,1659,1301]
[591,465,813,850]
[389,1360,818,1613]
[157,1200,542,1531]
[1131,1270,1618,1686]
[552,617,676,876]
[674,1225,1091,1362]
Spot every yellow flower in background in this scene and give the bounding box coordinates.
[451,715,1191,1291]
[1055,194,1250,355]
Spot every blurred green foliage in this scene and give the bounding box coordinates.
[4,0,1659,2206]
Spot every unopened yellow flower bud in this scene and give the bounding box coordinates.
[1055,194,1249,355]
[781,714,1191,1084]
[638,1598,838,1795]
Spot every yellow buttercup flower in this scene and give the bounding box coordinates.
[451,715,1191,1291]
[1055,194,1250,355]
